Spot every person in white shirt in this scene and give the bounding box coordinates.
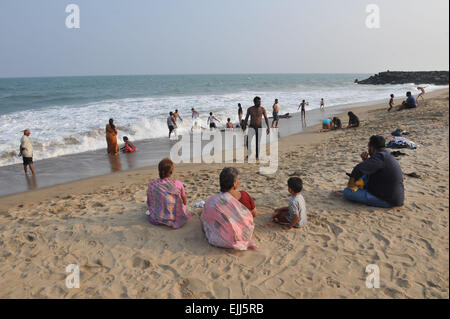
[19,129,35,175]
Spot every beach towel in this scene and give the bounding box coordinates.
[146,178,190,229]
[386,136,418,149]
[201,192,256,250]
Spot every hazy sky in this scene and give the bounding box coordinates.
[0,0,448,77]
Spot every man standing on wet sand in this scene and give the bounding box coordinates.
[19,129,35,176]
[243,96,270,160]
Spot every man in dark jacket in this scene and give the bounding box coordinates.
[343,135,404,208]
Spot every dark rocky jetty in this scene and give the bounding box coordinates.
[357,71,448,85]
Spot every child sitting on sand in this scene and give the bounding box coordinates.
[272,177,307,230]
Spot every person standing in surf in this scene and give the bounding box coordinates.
[106,118,119,155]
[238,103,243,124]
[243,96,270,160]
[208,112,220,129]
[298,100,308,126]
[320,98,325,111]
[167,112,177,139]
[191,108,200,131]
[19,129,36,176]
[271,99,279,128]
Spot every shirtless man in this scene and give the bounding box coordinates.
[271,99,279,128]
[298,100,308,126]
[243,96,270,160]
[174,109,183,124]
[417,86,426,101]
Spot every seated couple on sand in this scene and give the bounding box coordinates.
[145,159,307,250]
[335,135,404,208]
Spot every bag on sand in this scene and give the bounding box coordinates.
[201,192,256,250]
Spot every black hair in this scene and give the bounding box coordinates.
[220,167,239,193]
[253,96,261,104]
[406,91,411,96]
[169,112,173,115]
[175,109,179,112]
[109,118,115,130]
[210,112,213,115]
[227,118,231,122]
[123,136,129,141]
[288,177,303,193]
[369,135,386,150]
[390,94,394,98]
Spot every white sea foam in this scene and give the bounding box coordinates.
[0,83,446,167]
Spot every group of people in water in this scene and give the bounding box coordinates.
[145,131,404,251]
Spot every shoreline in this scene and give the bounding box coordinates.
[0,88,447,208]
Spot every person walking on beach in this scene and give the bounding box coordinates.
[19,129,35,176]
[271,99,279,128]
[320,98,325,111]
[191,108,200,131]
[167,112,177,139]
[417,86,426,101]
[106,118,119,155]
[388,94,395,112]
[243,96,270,160]
[208,112,220,129]
[298,100,308,126]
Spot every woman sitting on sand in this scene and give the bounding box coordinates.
[201,167,256,250]
[332,117,342,129]
[106,118,119,155]
[146,158,191,229]
[347,112,360,128]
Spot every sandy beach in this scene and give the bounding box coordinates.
[0,89,448,299]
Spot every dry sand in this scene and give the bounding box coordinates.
[0,89,448,298]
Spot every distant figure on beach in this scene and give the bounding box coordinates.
[272,177,307,230]
[320,98,325,111]
[191,108,200,130]
[417,86,426,100]
[398,91,418,110]
[271,99,279,128]
[167,112,177,139]
[19,129,35,176]
[347,112,360,128]
[337,135,404,208]
[146,158,191,229]
[243,96,270,160]
[208,112,220,129]
[298,100,308,126]
[200,167,256,250]
[106,118,119,155]
[238,103,243,123]
[121,136,136,153]
[388,94,395,112]
[226,118,233,129]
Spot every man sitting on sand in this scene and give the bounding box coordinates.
[19,129,35,176]
[201,167,256,250]
[146,158,191,229]
[398,91,418,110]
[336,135,404,208]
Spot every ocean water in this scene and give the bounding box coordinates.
[0,74,446,167]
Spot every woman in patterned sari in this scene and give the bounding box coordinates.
[146,158,191,229]
[201,167,256,250]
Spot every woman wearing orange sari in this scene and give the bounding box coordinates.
[106,118,119,155]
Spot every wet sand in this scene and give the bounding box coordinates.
[0,89,448,298]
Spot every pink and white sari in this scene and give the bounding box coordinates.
[146,178,191,229]
[201,192,256,250]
